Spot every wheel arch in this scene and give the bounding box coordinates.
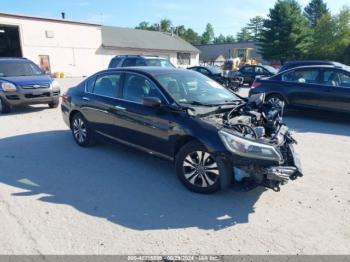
[69,110,83,128]
[173,135,201,158]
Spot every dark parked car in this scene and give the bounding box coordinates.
[188,66,224,82]
[230,65,277,86]
[188,66,243,91]
[249,65,350,113]
[0,57,60,113]
[61,67,302,194]
[108,55,175,69]
[278,60,344,73]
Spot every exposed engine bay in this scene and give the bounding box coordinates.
[196,93,303,192]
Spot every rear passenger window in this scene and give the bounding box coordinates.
[282,69,320,84]
[93,73,121,98]
[86,77,96,93]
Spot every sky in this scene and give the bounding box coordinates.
[1,0,349,36]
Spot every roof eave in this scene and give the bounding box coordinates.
[101,44,199,54]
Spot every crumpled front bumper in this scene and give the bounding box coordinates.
[267,143,303,191]
[229,137,303,192]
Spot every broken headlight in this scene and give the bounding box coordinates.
[218,130,283,162]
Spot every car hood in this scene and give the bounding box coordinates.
[0,75,53,86]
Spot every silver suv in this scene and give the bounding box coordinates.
[108,55,175,69]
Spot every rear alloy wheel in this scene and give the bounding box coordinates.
[266,94,286,109]
[176,141,228,194]
[0,97,11,113]
[71,113,93,147]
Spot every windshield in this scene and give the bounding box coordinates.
[0,61,44,77]
[208,66,223,74]
[154,70,240,105]
[145,59,175,68]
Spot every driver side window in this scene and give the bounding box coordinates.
[337,71,350,88]
[122,74,164,103]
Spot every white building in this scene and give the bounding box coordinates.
[0,12,200,77]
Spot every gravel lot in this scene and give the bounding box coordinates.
[0,78,349,255]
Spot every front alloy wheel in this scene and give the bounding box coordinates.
[183,151,219,188]
[176,141,227,194]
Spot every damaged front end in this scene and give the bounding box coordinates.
[201,93,303,192]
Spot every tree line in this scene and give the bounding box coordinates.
[135,0,350,64]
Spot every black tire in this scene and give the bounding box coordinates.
[175,141,231,194]
[0,97,11,113]
[48,99,59,108]
[70,112,93,147]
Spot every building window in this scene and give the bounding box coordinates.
[177,53,191,65]
[39,55,51,74]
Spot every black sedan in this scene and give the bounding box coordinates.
[230,65,277,86]
[188,66,224,83]
[188,66,242,91]
[61,67,302,194]
[249,65,350,113]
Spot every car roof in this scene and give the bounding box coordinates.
[0,57,29,62]
[273,65,350,78]
[284,60,337,64]
[112,55,168,60]
[284,65,348,70]
[105,66,188,75]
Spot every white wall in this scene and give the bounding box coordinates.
[0,15,199,77]
[0,16,104,77]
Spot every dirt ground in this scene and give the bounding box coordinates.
[0,78,349,255]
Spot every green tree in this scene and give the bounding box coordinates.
[135,21,150,30]
[236,27,252,42]
[246,16,265,41]
[201,23,215,44]
[343,44,350,65]
[160,19,172,32]
[335,7,350,62]
[304,0,329,27]
[310,8,350,63]
[259,0,312,64]
[184,28,202,45]
[310,12,336,59]
[225,35,236,43]
[311,7,350,63]
[175,25,186,37]
[214,34,226,44]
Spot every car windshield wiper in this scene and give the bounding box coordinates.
[210,100,243,106]
[180,101,217,107]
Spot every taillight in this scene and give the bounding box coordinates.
[61,92,68,102]
[251,81,262,89]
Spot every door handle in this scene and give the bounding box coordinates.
[114,105,126,111]
[82,97,90,101]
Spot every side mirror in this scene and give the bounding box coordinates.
[143,97,162,108]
